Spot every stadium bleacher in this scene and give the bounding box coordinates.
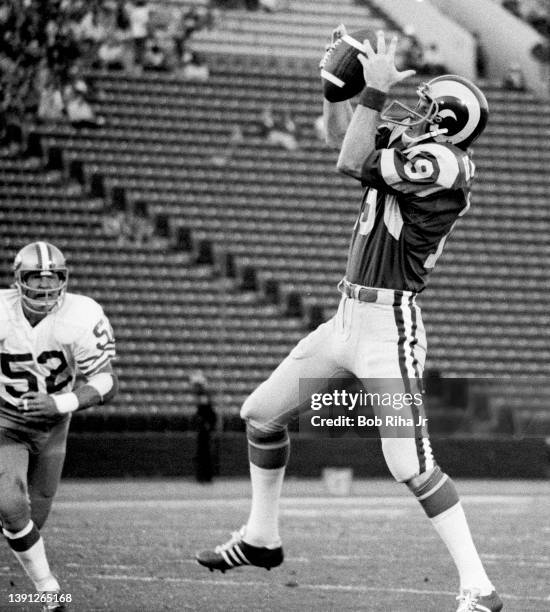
[2,1,550,435]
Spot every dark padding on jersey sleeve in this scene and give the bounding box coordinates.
[360,149,391,190]
[379,143,473,197]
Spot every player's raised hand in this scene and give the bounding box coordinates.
[357,31,416,92]
[20,391,59,418]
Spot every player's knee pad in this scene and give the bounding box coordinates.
[381,437,427,483]
[406,465,460,519]
[240,391,265,423]
[246,423,290,470]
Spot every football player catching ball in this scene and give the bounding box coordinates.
[0,242,118,611]
[197,29,502,612]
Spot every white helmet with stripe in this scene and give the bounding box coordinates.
[13,241,68,315]
[381,74,489,150]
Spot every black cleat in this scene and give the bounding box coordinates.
[196,527,284,573]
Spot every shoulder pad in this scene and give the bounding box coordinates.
[380,142,473,195]
[54,293,105,343]
[0,290,19,341]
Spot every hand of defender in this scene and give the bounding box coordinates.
[20,391,60,418]
[319,23,347,69]
[358,30,416,92]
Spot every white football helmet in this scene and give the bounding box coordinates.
[381,74,489,149]
[13,241,68,315]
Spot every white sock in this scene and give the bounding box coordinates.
[4,522,59,592]
[244,463,284,547]
[431,502,494,594]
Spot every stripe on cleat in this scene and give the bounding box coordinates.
[227,548,243,566]
[220,550,234,567]
[233,545,250,565]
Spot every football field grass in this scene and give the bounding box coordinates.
[1,478,549,611]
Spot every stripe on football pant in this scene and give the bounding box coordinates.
[393,293,427,474]
[406,296,435,471]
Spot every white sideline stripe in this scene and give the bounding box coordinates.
[83,574,550,603]
[282,508,406,518]
[483,553,550,562]
[53,494,535,510]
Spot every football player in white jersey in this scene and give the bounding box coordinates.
[0,241,118,611]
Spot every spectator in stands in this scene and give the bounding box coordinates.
[190,370,218,483]
[126,0,151,71]
[47,20,82,86]
[210,124,243,166]
[128,201,155,244]
[259,105,299,151]
[182,6,202,40]
[97,30,132,71]
[73,3,107,56]
[115,0,131,31]
[181,49,210,81]
[64,83,105,128]
[143,35,170,71]
[37,79,65,123]
[169,7,189,67]
[502,62,527,91]
[102,205,131,245]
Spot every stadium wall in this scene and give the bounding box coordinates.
[432,0,549,96]
[368,0,476,78]
[63,433,548,479]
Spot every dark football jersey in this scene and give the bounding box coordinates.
[345,126,475,292]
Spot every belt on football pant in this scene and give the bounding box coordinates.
[338,278,415,305]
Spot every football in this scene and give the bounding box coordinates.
[321,29,375,102]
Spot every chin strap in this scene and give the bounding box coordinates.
[402,127,449,147]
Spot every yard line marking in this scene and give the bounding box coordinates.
[53,494,535,511]
[483,553,550,562]
[282,508,406,518]
[84,574,550,603]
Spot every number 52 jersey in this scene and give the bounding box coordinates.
[0,289,116,428]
